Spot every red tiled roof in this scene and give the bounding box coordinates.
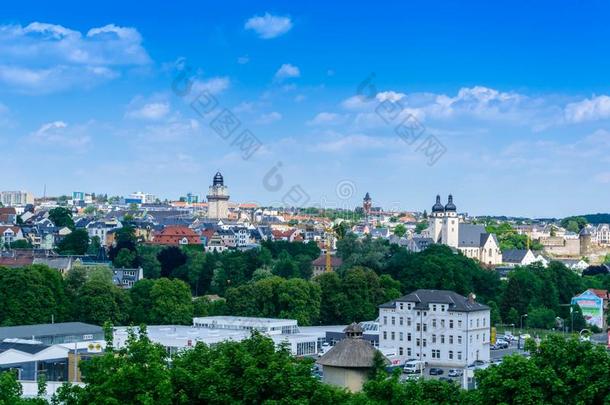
[151,226,200,245]
[0,207,17,215]
[589,289,609,299]
[0,256,34,268]
[0,226,20,234]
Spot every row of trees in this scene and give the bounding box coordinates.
[3,331,609,404]
[0,265,194,327]
[224,267,401,325]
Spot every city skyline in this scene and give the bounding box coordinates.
[1,1,610,217]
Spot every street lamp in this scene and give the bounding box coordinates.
[520,314,528,331]
[518,314,528,350]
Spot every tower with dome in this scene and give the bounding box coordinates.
[206,172,230,220]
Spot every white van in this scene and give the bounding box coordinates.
[403,360,426,374]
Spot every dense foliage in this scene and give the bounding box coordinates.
[4,331,609,404]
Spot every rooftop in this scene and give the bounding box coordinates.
[379,289,489,312]
[0,322,103,340]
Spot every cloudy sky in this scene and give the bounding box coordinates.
[1,1,610,217]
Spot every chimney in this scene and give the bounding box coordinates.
[467,293,476,304]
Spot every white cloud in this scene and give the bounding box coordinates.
[376,91,406,103]
[565,95,610,123]
[256,111,282,124]
[244,13,293,39]
[126,102,170,120]
[274,63,300,81]
[314,133,396,152]
[30,120,91,149]
[307,112,344,126]
[0,22,150,93]
[190,77,230,95]
[595,172,610,184]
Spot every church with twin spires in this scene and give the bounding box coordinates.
[428,194,502,265]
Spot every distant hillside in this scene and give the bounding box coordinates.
[583,213,610,224]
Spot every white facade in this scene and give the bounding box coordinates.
[379,291,490,368]
[0,191,34,206]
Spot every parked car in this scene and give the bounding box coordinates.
[448,369,463,377]
[490,343,499,350]
[429,367,444,375]
[403,360,426,374]
[495,339,509,349]
[439,376,454,383]
[503,332,516,341]
[468,360,486,368]
[520,333,531,340]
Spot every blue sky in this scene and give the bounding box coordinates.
[1,1,610,217]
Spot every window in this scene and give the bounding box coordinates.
[407,348,412,356]
[399,332,404,341]
[423,339,427,347]
[458,336,462,344]
[458,320,462,328]
[407,317,412,326]
[457,351,462,360]
[399,303,404,310]
[399,317,404,326]
[432,334,437,343]
[432,319,437,328]
[470,319,473,327]
[433,304,437,311]
[416,323,421,332]
[417,311,420,316]
[476,319,480,327]
[432,349,440,358]
[391,332,395,340]
[392,317,395,326]
[423,323,427,332]
[442,305,446,312]
[424,312,427,316]
[449,320,454,329]
[407,333,412,342]
[483,333,486,342]
[384,316,387,325]
[416,338,420,347]
[470,335,473,343]
[476,334,479,341]
[449,351,454,360]
[383,331,387,339]
[441,335,445,344]
[399,347,404,356]
[449,335,454,344]
[441,319,445,328]
[483,318,486,327]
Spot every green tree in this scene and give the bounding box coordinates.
[128,279,155,324]
[86,235,102,255]
[74,280,130,325]
[149,278,193,325]
[72,327,173,405]
[114,248,137,268]
[57,229,90,255]
[157,246,187,278]
[48,207,75,230]
[527,307,556,329]
[393,224,407,237]
[6,239,31,249]
[0,265,70,326]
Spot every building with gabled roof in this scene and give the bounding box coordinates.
[151,226,201,245]
[378,289,490,368]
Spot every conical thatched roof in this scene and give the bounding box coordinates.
[316,338,389,368]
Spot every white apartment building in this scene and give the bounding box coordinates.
[0,190,34,206]
[378,289,490,368]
